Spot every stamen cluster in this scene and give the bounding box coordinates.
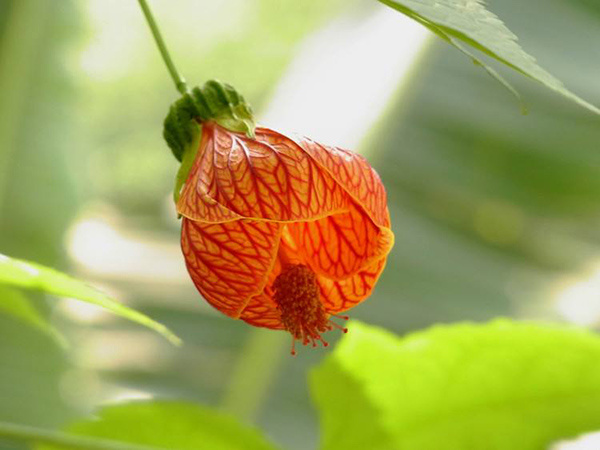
[273,264,331,352]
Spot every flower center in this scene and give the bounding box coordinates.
[273,264,347,354]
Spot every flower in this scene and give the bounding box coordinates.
[178,121,394,352]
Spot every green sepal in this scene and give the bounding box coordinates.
[173,122,202,205]
[163,80,255,162]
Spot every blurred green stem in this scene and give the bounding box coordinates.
[0,421,158,450]
[137,0,188,94]
[220,329,288,422]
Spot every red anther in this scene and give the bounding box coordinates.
[328,320,348,333]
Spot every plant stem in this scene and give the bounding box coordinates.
[0,421,159,450]
[137,0,188,95]
[220,328,288,421]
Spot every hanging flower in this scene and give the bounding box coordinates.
[165,81,394,352]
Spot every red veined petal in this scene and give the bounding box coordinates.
[283,202,394,280]
[176,126,241,223]
[181,218,281,317]
[295,138,390,228]
[239,291,284,330]
[177,123,350,223]
[238,260,286,330]
[316,258,388,313]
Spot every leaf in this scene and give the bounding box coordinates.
[0,253,181,346]
[36,401,279,450]
[0,286,67,347]
[378,0,600,114]
[0,420,155,450]
[311,320,600,450]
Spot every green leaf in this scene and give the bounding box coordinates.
[0,286,66,347]
[0,253,181,346]
[378,0,600,114]
[36,401,279,450]
[0,420,155,450]
[311,320,600,450]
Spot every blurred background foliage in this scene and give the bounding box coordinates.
[0,0,598,449]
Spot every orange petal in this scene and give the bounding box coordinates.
[178,123,349,223]
[284,202,394,280]
[295,138,391,228]
[316,258,388,313]
[239,291,284,330]
[181,218,281,317]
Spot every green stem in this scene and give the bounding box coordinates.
[220,328,288,421]
[0,421,160,450]
[137,0,188,95]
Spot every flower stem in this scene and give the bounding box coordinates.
[137,0,188,95]
[220,328,288,421]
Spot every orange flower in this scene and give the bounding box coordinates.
[178,121,394,352]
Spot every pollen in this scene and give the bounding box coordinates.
[273,264,347,354]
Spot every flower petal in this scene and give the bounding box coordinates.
[295,138,390,228]
[181,218,281,317]
[316,258,388,313]
[239,291,284,330]
[178,123,349,223]
[283,203,394,280]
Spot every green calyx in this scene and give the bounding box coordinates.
[163,80,255,162]
[173,121,202,204]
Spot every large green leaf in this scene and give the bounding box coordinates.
[35,401,279,450]
[311,320,600,450]
[0,253,180,345]
[378,0,600,114]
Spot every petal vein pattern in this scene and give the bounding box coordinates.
[286,203,394,280]
[239,291,284,330]
[177,123,350,222]
[317,257,388,313]
[181,218,282,317]
[295,138,391,228]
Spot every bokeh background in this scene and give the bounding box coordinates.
[0,0,599,449]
